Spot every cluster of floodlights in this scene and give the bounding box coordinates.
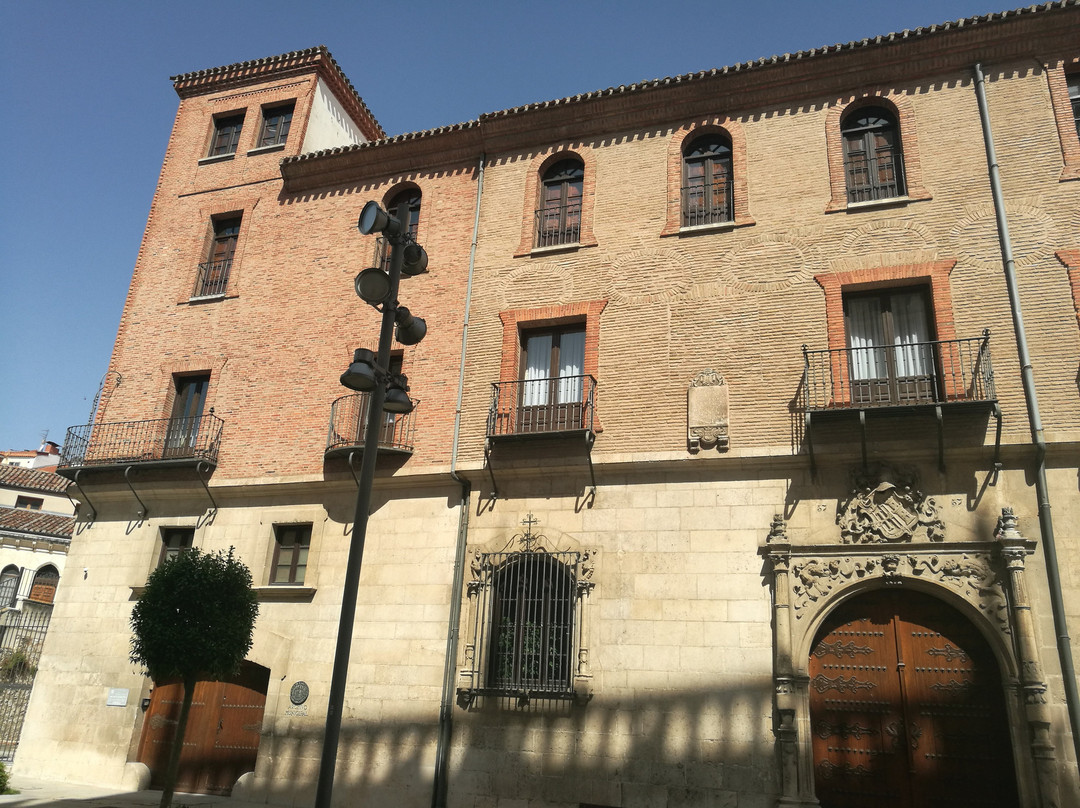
[339,200,428,414]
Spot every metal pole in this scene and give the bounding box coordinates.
[973,62,1080,771]
[314,228,405,808]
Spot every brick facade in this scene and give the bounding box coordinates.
[20,8,1080,808]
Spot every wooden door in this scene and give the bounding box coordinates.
[809,590,1017,808]
[138,662,269,796]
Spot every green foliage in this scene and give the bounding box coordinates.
[0,642,37,683]
[0,760,8,792]
[130,547,259,683]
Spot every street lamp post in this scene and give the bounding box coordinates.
[314,201,427,808]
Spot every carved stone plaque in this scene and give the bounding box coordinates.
[687,369,729,451]
[838,464,944,543]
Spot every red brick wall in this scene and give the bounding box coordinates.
[101,68,480,480]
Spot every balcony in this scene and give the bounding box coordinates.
[487,376,596,440]
[325,392,418,458]
[803,333,995,412]
[191,259,232,298]
[534,202,581,250]
[58,413,225,475]
[800,332,998,474]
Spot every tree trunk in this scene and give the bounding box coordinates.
[159,674,196,808]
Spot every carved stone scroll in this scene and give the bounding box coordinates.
[687,369,729,452]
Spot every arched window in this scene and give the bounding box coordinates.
[487,553,575,692]
[379,188,422,272]
[385,187,421,241]
[29,565,59,604]
[682,133,733,227]
[841,106,905,203]
[0,565,20,608]
[536,159,584,248]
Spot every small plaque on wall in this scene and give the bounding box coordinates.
[106,688,129,707]
[687,368,730,452]
[290,681,310,705]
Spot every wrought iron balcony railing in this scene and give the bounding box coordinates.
[802,332,995,412]
[682,178,733,227]
[192,259,232,298]
[59,413,225,470]
[534,202,582,249]
[325,393,418,456]
[487,375,596,439]
[845,150,906,203]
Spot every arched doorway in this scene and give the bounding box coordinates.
[137,660,269,795]
[808,589,1017,807]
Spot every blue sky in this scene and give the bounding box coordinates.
[1,0,1002,452]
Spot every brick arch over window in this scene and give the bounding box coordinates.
[662,119,754,236]
[825,94,931,212]
[814,261,958,351]
[515,149,598,256]
[498,300,607,430]
[1058,249,1080,331]
[1045,59,1080,181]
[815,261,959,401]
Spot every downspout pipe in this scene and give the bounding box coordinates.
[973,62,1080,770]
[432,151,485,808]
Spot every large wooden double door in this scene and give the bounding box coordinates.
[809,590,1017,808]
[137,662,269,796]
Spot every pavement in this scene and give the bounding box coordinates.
[0,774,276,808]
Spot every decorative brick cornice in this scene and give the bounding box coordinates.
[280,4,1080,193]
[172,46,384,142]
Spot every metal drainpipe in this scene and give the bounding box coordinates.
[432,152,485,808]
[973,62,1080,770]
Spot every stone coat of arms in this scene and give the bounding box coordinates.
[838,465,944,544]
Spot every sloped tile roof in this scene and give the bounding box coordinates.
[0,465,70,494]
[284,0,1078,165]
[0,506,73,541]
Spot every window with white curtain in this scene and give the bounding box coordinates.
[844,288,936,405]
[518,326,586,432]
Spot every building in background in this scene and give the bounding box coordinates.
[17,5,1080,807]
[0,464,71,763]
[0,441,62,471]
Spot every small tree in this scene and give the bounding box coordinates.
[130,547,258,808]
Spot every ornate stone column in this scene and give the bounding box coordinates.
[997,507,1060,808]
[765,515,817,807]
[575,550,596,687]
[459,549,483,694]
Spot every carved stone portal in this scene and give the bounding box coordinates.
[687,368,729,452]
[838,463,944,543]
[762,507,1059,808]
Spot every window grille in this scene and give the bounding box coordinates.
[459,533,594,706]
[841,106,906,203]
